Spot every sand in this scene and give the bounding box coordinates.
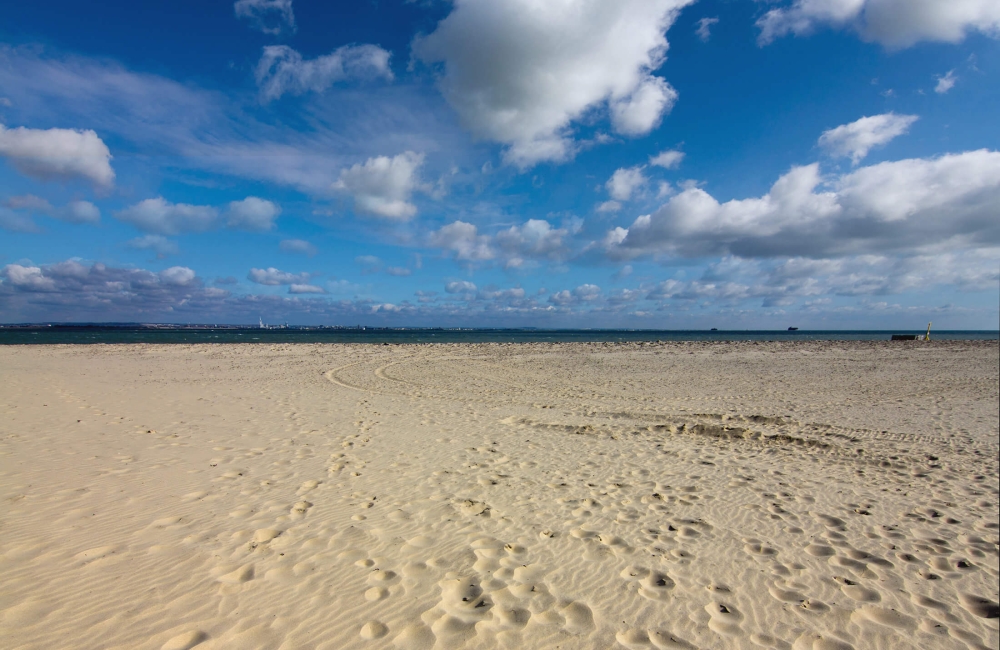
[0,341,997,650]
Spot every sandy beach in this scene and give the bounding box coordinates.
[0,341,997,650]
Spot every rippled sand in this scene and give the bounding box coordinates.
[1,341,997,650]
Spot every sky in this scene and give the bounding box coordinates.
[1,0,998,329]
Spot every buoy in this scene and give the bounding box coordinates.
[924,322,932,341]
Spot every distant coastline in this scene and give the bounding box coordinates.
[0,323,996,345]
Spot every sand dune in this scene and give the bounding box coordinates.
[0,341,997,649]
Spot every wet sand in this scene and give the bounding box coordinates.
[0,341,997,649]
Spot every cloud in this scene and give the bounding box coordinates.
[256,44,393,103]
[62,200,101,224]
[3,195,100,225]
[596,200,622,213]
[1,260,197,297]
[160,266,198,286]
[609,77,678,137]
[116,197,218,235]
[476,286,526,302]
[248,267,312,286]
[649,149,685,169]
[0,47,455,199]
[333,151,425,220]
[0,124,114,188]
[935,70,957,94]
[494,219,570,268]
[696,17,719,41]
[445,280,477,294]
[234,0,295,34]
[429,221,494,262]
[645,253,1000,307]
[549,283,601,306]
[127,234,179,258]
[413,0,692,167]
[355,255,381,271]
[0,260,254,322]
[606,150,1000,260]
[607,166,648,201]
[280,239,317,256]
[0,208,38,232]
[818,113,918,163]
[386,266,412,276]
[756,0,1000,49]
[428,218,571,267]
[226,197,280,231]
[1,264,56,291]
[288,283,325,294]
[5,194,51,211]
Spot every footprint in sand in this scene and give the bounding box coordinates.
[768,582,806,604]
[638,571,676,601]
[704,601,743,637]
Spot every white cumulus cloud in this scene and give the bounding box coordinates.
[62,200,101,224]
[649,149,685,169]
[160,266,197,286]
[1,264,57,291]
[445,280,477,293]
[429,218,572,267]
[226,197,280,231]
[289,283,325,294]
[256,44,393,103]
[495,219,570,268]
[333,151,424,220]
[607,166,648,201]
[818,113,918,163]
[116,197,218,235]
[428,221,494,262]
[413,0,693,167]
[606,150,1000,260]
[248,267,312,286]
[757,0,1000,49]
[0,124,114,188]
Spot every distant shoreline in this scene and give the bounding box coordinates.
[1,325,997,345]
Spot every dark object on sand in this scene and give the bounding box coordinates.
[891,334,918,341]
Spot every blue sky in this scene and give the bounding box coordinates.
[1,0,998,328]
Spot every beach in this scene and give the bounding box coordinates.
[0,341,997,650]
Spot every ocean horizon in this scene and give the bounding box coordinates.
[1,323,996,345]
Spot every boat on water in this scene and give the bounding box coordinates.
[787,327,799,331]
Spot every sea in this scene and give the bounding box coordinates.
[0,325,996,345]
